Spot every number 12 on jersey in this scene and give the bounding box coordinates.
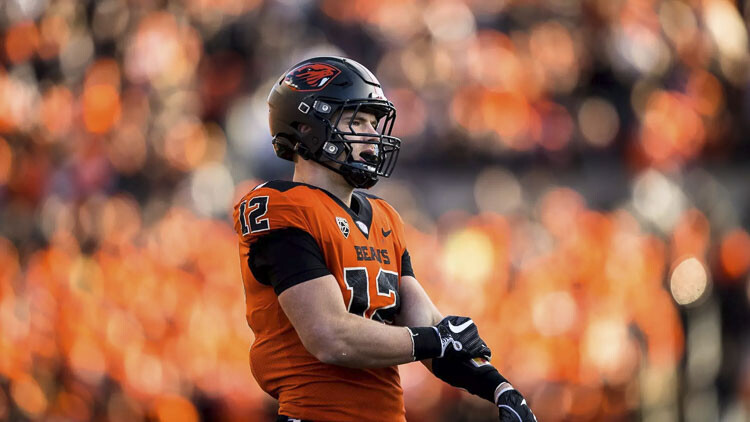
[239,196,270,235]
[344,267,400,324]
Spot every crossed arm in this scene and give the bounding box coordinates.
[278,272,536,421]
[276,273,450,371]
[277,273,418,367]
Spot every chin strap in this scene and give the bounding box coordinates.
[312,147,378,188]
[341,166,378,189]
[311,158,377,189]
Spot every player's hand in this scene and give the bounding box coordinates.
[495,383,536,422]
[434,316,491,360]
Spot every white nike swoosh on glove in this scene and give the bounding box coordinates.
[448,319,474,333]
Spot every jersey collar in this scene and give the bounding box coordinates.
[321,189,373,238]
[261,180,374,238]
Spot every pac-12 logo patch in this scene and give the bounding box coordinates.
[336,216,350,238]
[284,63,341,91]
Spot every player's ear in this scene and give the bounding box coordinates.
[298,124,312,134]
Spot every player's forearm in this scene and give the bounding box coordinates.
[395,276,442,323]
[315,313,415,368]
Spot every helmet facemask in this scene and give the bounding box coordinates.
[311,100,401,189]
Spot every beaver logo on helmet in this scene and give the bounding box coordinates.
[284,63,342,91]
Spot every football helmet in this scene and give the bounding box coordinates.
[268,56,401,189]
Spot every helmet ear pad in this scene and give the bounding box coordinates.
[271,134,297,161]
[270,116,333,162]
[297,111,334,159]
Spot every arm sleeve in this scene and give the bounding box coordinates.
[248,227,331,295]
[431,357,507,404]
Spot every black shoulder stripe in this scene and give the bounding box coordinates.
[357,190,383,201]
[260,180,304,192]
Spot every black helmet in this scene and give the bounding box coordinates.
[267,56,401,189]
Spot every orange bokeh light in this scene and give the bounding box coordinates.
[686,69,723,117]
[0,137,11,185]
[484,90,531,143]
[539,187,586,239]
[452,86,535,150]
[468,30,523,90]
[320,0,380,22]
[152,395,198,422]
[10,375,48,418]
[529,20,579,93]
[163,118,208,171]
[40,86,74,138]
[38,15,69,60]
[720,229,750,280]
[50,390,91,421]
[83,84,122,134]
[107,125,148,175]
[185,0,261,16]
[640,90,705,166]
[99,195,142,248]
[86,59,122,90]
[125,11,202,88]
[4,21,39,64]
[451,86,487,133]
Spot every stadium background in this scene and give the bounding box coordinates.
[1,0,749,421]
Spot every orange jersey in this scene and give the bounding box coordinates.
[233,180,412,422]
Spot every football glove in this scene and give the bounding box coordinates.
[435,316,492,360]
[495,382,537,422]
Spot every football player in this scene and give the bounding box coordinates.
[233,57,536,422]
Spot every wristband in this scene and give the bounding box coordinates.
[494,381,515,404]
[406,326,441,360]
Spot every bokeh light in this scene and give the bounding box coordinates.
[10,375,47,419]
[632,170,686,232]
[0,138,12,185]
[39,86,74,138]
[670,257,709,306]
[473,167,523,215]
[578,97,620,147]
[719,229,750,280]
[704,1,747,61]
[4,21,39,64]
[532,291,577,337]
[441,228,494,289]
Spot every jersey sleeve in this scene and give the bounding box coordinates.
[247,228,331,294]
[234,186,331,295]
[400,249,415,278]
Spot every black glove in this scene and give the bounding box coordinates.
[495,383,537,422]
[434,316,492,360]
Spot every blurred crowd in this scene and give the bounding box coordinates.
[1,0,749,421]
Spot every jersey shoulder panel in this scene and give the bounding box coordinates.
[358,191,404,228]
[233,180,321,238]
